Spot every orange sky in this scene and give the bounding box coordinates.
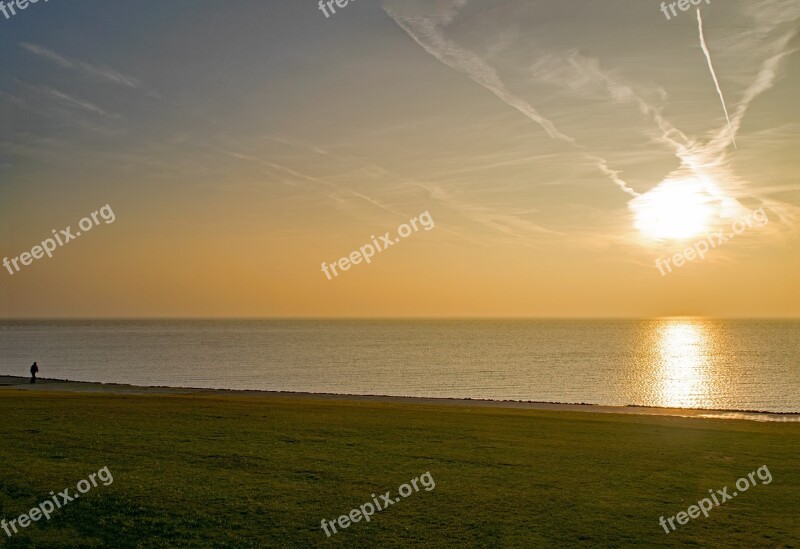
[2,0,799,318]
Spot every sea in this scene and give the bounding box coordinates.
[1,319,798,413]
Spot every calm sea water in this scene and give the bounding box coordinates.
[1,319,798,412]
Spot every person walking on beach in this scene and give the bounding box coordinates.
[30,362,38,384]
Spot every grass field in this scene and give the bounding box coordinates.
[0,390,798,547]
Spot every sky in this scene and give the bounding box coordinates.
[0,0,798,318]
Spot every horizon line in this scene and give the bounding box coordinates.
[2,316,799,321]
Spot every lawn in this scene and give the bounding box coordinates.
[0,390,798,547]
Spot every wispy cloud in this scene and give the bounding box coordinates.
[418,181,563,242]
[20,43,144,90]
[383,1,570,144]
[697,9,736,150]
[383,0,640,198]
[8,81,126,136]
[384,0,799,249]
[528,49,692,155]
[219,146,411,219]
[30,85,120,119]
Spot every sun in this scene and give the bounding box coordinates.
[631,178,715,241]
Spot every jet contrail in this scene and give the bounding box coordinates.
[384,2,640,197]
[697,8,737,150]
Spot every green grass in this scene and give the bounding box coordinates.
[0,391,798,547]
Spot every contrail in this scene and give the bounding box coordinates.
[697,8,737,150]
[384,2,640,197]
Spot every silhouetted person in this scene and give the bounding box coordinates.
[30,362,38,384]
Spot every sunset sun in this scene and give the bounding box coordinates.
[631,179,715,241]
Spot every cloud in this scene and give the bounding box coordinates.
[697,9,736,150]
[20,42,144,90]
[528,49,691,155]
[219,147,411,219]
[383,0,641,198]
[33,85,119,118]
[418,182,563,241]
[384,1,571,143]
[383,0,799,249]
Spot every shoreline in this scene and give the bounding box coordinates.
[2,375,798,422]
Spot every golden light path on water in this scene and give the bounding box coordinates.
[654,319,713,409]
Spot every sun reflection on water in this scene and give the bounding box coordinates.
[655,320,712,408]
